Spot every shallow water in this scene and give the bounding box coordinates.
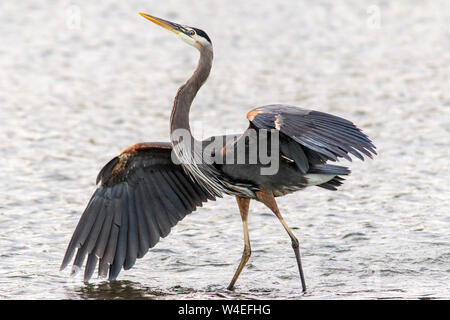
[1,0,449,299]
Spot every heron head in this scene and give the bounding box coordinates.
[139,13,212,50]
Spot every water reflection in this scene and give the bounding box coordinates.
[67,281,277,300]
[71,281,167,300]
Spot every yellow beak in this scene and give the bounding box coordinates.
[139,12,181,34]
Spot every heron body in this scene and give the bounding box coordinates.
[61,13,376,291]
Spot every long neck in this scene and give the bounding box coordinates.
[170,45,213,141]
[168,44,225,198]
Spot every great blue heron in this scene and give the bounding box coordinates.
[60,13,376,292]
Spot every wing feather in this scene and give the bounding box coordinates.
[61,142,215,281]
[124,184,138,270]
[247,105,376,166]
[109,196,129,280]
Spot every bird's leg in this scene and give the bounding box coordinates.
[255,190,307,292]
[227,196,251,290]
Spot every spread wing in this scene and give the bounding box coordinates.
[60,142,215,281]
[247,104,376,173]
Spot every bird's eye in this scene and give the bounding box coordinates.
[188,29,195,36]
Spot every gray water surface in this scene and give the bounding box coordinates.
[1,0,449,299]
